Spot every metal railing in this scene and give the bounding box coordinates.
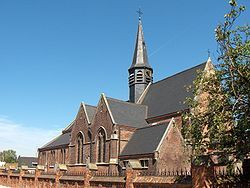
[63,171,85,176]
[92,170,125,177]
[137,168,191,177]
[214,166,243,176]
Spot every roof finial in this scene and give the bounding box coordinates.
[207,49,211,58]
[137,8,143,21]
[207,49,212,62]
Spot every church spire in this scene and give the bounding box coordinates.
[130,15,151,69]
[128,12,153,103]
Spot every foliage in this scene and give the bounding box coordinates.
[182,0,250,166]
[0,150,17,163]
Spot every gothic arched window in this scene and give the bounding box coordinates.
[97,128,106,163]
[88,130,93,163]
[77,132,84,164]
[61,148,66,164]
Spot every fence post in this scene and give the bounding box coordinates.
[19,169,24,187]
[84,168,92,188]
[7,168,11,186]
[35,168,41,188]
[126,168,136,188]
[55,170,59,188]
[55,170,63,188]
[0,168,5,185]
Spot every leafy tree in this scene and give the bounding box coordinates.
[0,150,17,163]
[182,0,250,166]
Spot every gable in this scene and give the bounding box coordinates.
[141,63,206,119]
[157,119,190,169]
[90,94,115,139]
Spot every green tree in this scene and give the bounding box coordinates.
[182,0,250,166]
[0,150,17,163]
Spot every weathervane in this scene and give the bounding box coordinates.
[137,8,143,20]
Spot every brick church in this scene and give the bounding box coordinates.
[38,17,212,173]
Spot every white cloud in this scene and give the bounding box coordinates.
[0,116,61,157]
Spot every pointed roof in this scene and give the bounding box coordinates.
[204,57,215,76]
[130,20,151,70]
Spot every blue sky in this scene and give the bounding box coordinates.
[0,0,249,156]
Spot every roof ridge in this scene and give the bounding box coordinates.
[152,62,206,86]
[136,122,169,130]
[106,96,148,108]
[18,156,37,159]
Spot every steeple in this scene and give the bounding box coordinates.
[130,19,151,70]
[128,13,153,103]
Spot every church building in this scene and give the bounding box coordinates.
[38,17,211,173]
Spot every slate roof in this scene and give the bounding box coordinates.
[130,20,151,69]
[120,122,170,156]
[85,104,96,122]
[142,63,206,118]
[39,132,71,150]
[18,157,38,168]
[106,97,148,128]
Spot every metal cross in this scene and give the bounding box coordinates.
[137,8,143,20]
[207,49,211,58]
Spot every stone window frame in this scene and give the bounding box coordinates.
[49,150,56,168]
[139,158,149,169]
[88,130,93,163]
[96,127,107,163]
[61,148,66,164]
[76,131,85,164]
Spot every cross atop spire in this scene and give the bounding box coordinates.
[137,8,143,21]
[207,49,211,58]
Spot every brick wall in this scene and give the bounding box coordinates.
[0,168,192,188]
[70,104,90,165]
[157,117,190,170]
[91,97,114,165]
[1,166,248,188]
[119,126,136,154]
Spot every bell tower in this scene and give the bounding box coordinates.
[128,11,153,103]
